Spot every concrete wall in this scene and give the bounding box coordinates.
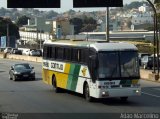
[0,53,5,58]
[6,54,42,63]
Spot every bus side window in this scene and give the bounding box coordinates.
[47,46,52,59]
[56,47,64,60]
[79,48,89,64]
[64,48,71,61]
[51,46,55,59]
[71,48,78,62]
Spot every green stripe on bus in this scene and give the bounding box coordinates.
[67,64,75,90]
[70,65,81,91]
[67,64,81,91]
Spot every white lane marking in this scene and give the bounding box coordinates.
[142,92,160,98]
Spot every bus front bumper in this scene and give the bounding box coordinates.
[94,87,141,98]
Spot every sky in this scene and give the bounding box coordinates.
[0,0,144,13]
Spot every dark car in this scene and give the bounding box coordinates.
[11,49,22,55]
[141,56,160,69]
[9,63,35,81]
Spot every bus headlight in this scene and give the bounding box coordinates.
[134,89,141,95]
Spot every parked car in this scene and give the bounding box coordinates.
[138,53,151,66]
[4,47,12,53]
[36,49,42,56]
[29,49,41,56]
[12,49,22,55]
[22,49,30,55]
[141,56,160,69]
[10,48,18,54]
[9,63,35,81]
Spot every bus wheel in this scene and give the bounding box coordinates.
[52,76,60,93]
[120,97,128,102]
[84,83,93,102]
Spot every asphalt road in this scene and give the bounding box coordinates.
[0,59,160,119]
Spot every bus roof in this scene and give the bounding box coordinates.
[44,40,138,51]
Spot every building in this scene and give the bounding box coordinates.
[23,17,52,32]
[131,4,153,26]
[52,17,74,38]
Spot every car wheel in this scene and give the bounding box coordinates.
[32,77,36,81]
[120,97,128,102]
[84,83,93,102]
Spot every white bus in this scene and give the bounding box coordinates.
[42,39,141,101]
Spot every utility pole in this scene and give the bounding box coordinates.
[106,7,110,42]
[7,23,9,47]
[146,0,159,80]
[40,30,42,49]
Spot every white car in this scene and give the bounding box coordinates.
[4,47,12,53]
[22,49,30,55]
[29,50,41,56]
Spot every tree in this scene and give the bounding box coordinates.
[81,16,97,32]
[45,10,58,19]
[0,17,20,39]
[70,16,97,34]
[70,18,83,34]
[16,15,30,27]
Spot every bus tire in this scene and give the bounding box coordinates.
[120,97,128,102]
[52,76,60,93]
[84,83,93,102]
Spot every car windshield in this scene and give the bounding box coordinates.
[98,51,139,79]
[14,64,31,70]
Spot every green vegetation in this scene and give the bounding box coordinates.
[69,16,97,34]
[113,39,154,54]
[16,15,30,27]
[136,44,154,54]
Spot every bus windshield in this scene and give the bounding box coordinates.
[98,51,139,79]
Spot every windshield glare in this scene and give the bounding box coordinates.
[120,52,139,77]
[98,51,139,79]
[99,52,120,78]
[14,64,31,70]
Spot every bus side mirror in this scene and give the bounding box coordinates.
[89,55,97,68]
[89,55,97,83]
